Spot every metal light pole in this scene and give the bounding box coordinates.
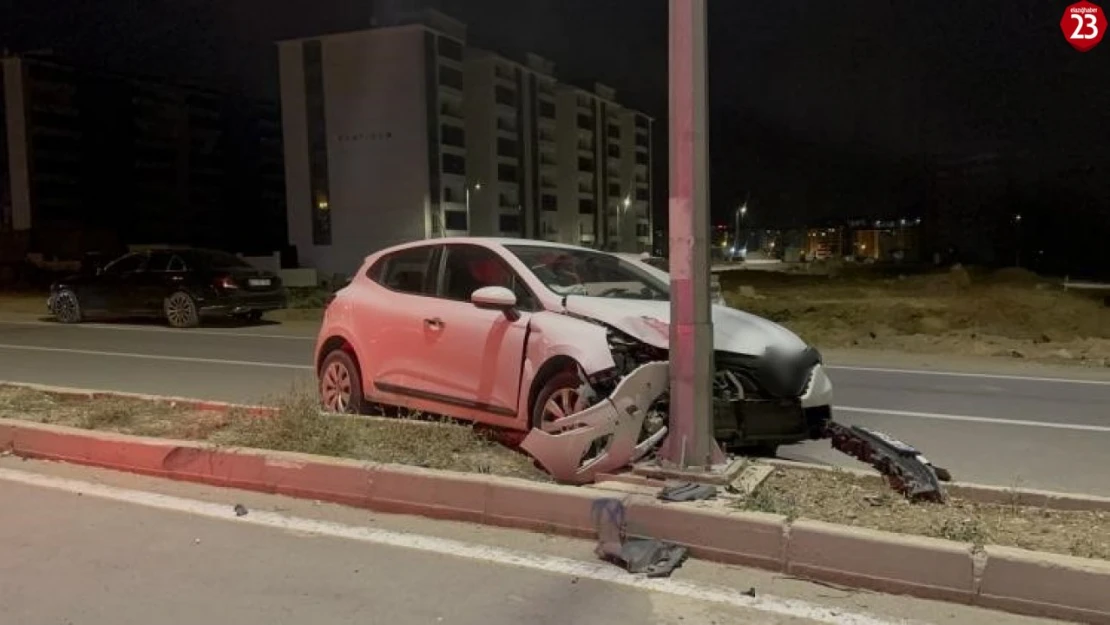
[660,0,724,469]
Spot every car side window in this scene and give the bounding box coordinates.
[103,253,146,275]
[167,255,187,272]
[371,246,436,296]
[441,245,538,311]
[146,251,173,272]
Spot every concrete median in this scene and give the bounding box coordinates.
[1,417,1109,623]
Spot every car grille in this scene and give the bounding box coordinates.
[715,347,820,400]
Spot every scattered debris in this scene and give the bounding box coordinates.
[591,498,689,578]
[658,482,718,503]
[824,423,949,502]
[728,464,775,496]
[234,504,248,517]
[742,587,756,597]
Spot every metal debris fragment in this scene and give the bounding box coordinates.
[590,498,689,578]
[658,482,718,503]
[234,504,248,517]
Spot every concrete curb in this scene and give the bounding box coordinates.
[1,418,1108,623]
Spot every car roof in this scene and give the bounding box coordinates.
[364,237,606,263]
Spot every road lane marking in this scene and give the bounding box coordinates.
[0,319,316,341]
[0,467,906,625]
[828,365,1110,387]
[839,406,1110,433]
[0,343,314,370]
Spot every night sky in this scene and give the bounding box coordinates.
[5,0,1108,227]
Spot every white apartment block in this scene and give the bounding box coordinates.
[278,9,654,277]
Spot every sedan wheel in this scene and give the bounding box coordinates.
[532,371,588,433]
[52,290,83,324]
[164,292,200,328]
[319,350,363,414]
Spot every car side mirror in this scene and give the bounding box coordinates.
[471,286,518,318]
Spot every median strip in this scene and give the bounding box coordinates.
[2,382,1110,622]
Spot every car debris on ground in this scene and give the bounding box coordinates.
[591,498,689,578]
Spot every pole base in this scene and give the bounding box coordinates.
[633,455,743,487]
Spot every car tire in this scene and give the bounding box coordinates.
[531,370,584,431]
[319,350,364,414]
[52,289,84,324]
[164,291,200,328]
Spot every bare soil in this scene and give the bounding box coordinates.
[720,266,1110,367]
[0,385,546,481]
[740,466,1110,561]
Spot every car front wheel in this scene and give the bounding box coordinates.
[319,350,364,414]
[52,289,84,324]
[531,370,587,431]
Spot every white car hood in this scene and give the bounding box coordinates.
[563,296,808,356]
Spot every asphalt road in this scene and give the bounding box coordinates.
[0,457,1059,625]
[1,315,1109,495]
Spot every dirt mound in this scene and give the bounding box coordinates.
[990,267,1044,285]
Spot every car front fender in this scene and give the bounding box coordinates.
[516,311,618,422]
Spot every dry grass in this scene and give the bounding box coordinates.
[0,385,546,481]
[0,292,49,315]
[721,266,1110,366]
[739,467,1110,560]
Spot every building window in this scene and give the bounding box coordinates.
[607,125,620,139]
[495,86,516,107]
[438,37,463,61]
[578,157,593,172]
[577,114,593,130]
[635,115,649,129]
[497,163,518,182]
[541,194,557,211]
[443,153,466,175]
[635,151,649,165]
[608,183,621,197]
[499,213,522,234]
[496,138,516,158]
[444,210,468,231]
[439,66,463,91]
[636,223,650,237]
[636,187,649,201]
[579,199,596,214]
[303,40,331,246]
[441,124,465,148]
[635,133,649,148]
[607,144,621,159]
[539,100,555,118]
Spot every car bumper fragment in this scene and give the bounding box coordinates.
[521,361,669,485]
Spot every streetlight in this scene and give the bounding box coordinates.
[733,203,748,260]
[463,182,481,236]
[1013,213,1023,267]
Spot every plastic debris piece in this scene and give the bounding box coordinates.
[658,482,718,503]
[618,539,689,577]
[234,504,248,517]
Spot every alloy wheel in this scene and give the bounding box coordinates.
[321,361,353,413]
[166,293,198,328]
[53,291,81,323]
[541,387,582,431]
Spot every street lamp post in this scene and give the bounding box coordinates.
[660,0,723,469]
[733,203,748,260]
[1013,213,1022,267]
[464,182,481,236]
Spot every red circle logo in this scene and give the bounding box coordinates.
[1061,1,1106,52]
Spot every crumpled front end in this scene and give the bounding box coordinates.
[521,361,670,484]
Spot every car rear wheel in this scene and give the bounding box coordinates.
[319,350,363,414]
[531,370,586,431]
[164,292,200,328]
[52,289,84,324]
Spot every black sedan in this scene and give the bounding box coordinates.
[48,248,288,328]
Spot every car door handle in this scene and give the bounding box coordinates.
[424,317,444,329]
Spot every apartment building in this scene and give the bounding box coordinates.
[554,83,653,253]
[278,9,656,275]
[278,11,468,277]
[0,53,285,260]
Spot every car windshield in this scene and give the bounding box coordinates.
[505,245,669,301]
